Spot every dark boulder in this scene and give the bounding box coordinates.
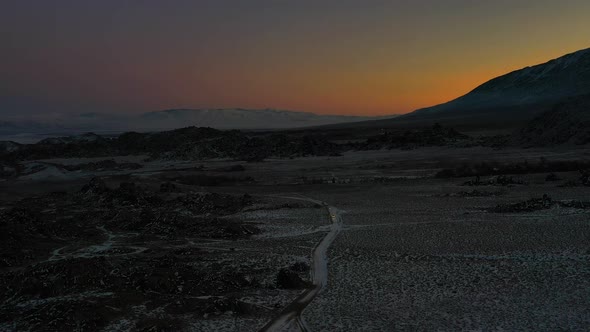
[276,268,307,289]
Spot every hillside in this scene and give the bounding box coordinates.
[516,94,590,146]
[325,48,590,131]
[408,48,590,117]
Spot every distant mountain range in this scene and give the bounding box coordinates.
[3,47,589,139]
[0,109,395,141]
[137,109,392,130]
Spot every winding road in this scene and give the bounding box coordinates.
[260,195,343,332]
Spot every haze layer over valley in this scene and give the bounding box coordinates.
[0,109,395,143]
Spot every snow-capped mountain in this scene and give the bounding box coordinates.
[138,108,392,130]
[403,47,590,119]
[0,108,396,142]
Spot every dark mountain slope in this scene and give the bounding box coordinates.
[409,48,590,117]
[321,48,590,131]
[516,94,590,146]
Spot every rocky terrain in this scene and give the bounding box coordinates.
[0,177,321,331]
[0,123,478,167]
[0,127,342,163]
[516,94,590,146]
[0,141,589,331]
[358,123,469,150]
[436,159,590,179]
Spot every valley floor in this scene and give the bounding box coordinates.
[1,145,590,331]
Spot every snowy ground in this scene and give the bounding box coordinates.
[300,181,590,331]
[2,145,590,331]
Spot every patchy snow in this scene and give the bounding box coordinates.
[19,162,72,181]
[15,291,114,309]
[0,140,21,152]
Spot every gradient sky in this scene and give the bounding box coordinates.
[1,0,589,117]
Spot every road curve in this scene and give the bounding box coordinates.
[259,195,343,332]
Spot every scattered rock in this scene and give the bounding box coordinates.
[64,159,142,172]
[276,268,307,289]
[490,194,553,213]
[488,195,590,213]
[81,177,108,194]
[216,164,246,172]
[0,162,19,178]
[558,200,590,209]
[362,123,469,150]
[439,190,505,197]
[289,261,310,273]
[464,175,527,186]
[160,182,179,193]
[581,170,590,186]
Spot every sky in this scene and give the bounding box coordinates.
[1,0,589,117]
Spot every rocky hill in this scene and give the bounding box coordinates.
[516,94,590,146]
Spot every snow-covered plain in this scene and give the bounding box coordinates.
[2,145,590,331]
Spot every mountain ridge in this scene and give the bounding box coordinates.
[0,108,397,142]
[406,48,590,118]
[138,108,394,130]
[318,47,590,131]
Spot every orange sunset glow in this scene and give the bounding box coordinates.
[2,1,590,116]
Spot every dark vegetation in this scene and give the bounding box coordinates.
[358,123,469,150]
[275,262,311,290]
[561,169,590,187]
[63,159,143,172]
[436,159,590,178]
[490,194,554,213]
[0,124,476,164]
[463,175,528,186]
[490,194,590,213]
[165,174,255,187]
[0,127,343,162]
[213,164,246,172]
[437,190,505,197]
[545,173,561,182]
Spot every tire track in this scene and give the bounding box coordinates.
[259,195,343,332]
